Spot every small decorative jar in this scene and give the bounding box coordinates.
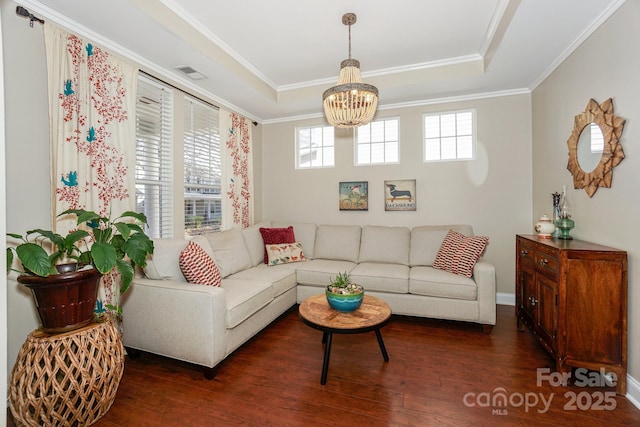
[535,214,555,239]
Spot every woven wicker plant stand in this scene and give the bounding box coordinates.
[9,320,125,427]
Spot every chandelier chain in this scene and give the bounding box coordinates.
[348,21,352,60]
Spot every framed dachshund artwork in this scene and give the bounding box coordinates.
[339,181,368,211]
[384,179,416,211]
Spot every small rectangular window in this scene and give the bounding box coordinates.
[296,125,334,168]
[424,110,475,161]
[356,118,399,165]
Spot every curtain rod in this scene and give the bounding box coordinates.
[139,70,258,126]
[139,70,219,109]
[16,6,44,27]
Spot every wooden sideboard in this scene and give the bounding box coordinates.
[515,234,628,394]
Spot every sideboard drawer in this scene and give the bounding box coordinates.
[517,241,536,266]
[535,248,558,277]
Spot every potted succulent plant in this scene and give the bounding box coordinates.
[325,271,365,312]
[6,209,154,333]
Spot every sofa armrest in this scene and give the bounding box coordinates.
[122,277,227,368]
[473,259,496,326]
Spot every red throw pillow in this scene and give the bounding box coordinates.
[433,230,489,278]
[179,241,222,286]
[259,226,296,264]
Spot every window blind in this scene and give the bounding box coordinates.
[183,96,221,236]
[135,76,174,238]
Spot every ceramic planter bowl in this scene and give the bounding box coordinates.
[325,285,364,312]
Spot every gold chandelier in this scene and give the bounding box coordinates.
[323,13,379,128]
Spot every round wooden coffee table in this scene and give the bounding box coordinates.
[298,294,391,384]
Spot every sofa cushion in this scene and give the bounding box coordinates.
[242,220,272,266]
[314,224,361,262]
[272,222,317,259]
[144,238,189,282]
[204,228,253,278]
[294,259,357,287]
[410,225,474,267]
[350,262,410,293]
[230,264,297,298]
[178,241,222,286]
[221,279,274,328]
[433,230,489,277]
[266,242,306,266]
[358,225,410,265]
[259,226,296,264]
[410,266,477,301]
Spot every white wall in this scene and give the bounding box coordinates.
[532,0,640,391]
[262,94,533,295]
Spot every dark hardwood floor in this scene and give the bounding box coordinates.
[9,305,640,426]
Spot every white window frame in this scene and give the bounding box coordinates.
[423,109,476,162]
[295,125,335,169]
[135,76,174,239]
[355,118,400,165]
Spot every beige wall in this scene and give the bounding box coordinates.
[261,94,533,296]
[532,1,640,383]
[2,0,50,371]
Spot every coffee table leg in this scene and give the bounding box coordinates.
[375,329,389,361]
[321,332,332,385]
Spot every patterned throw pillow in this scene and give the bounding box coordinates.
[265,242,306,266]
[259,226,296,264]
[179,241,222,286]
[433,230,489,278]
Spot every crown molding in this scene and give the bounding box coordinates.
[530,0,627,91]
[262,87,531,125]
[158,0,279,91]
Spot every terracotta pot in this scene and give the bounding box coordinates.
[17,266,102,334]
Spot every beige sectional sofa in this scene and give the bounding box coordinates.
[122,221,496,377]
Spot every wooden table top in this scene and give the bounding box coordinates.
[298,294,391,333]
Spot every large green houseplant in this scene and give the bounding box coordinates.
[7,209,154,332]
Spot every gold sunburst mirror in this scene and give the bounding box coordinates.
[566,98,625,197]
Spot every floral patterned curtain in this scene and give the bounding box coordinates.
[219,108,253,229]
[44,24,137,315]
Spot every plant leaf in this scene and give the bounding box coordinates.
[92,226,113,244]
[90,242,117,274]
[125,233,153,266]
[110,234,126,258]
[28,229,65,248]
[124,223,145,234]
[16,243,52,277]
[77,251,93,266]
[114,222,131,240]
[118,211,148,224]
[59,209,103,226]
[116,259,134,294]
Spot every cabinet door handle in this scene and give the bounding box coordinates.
[539,258,548,266]
[529,296,538,307]
[520,250,528,256]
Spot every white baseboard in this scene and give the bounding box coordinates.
[626,374,640,409]
[497,292,515,306]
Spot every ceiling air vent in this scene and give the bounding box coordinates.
[174,65,207,80]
